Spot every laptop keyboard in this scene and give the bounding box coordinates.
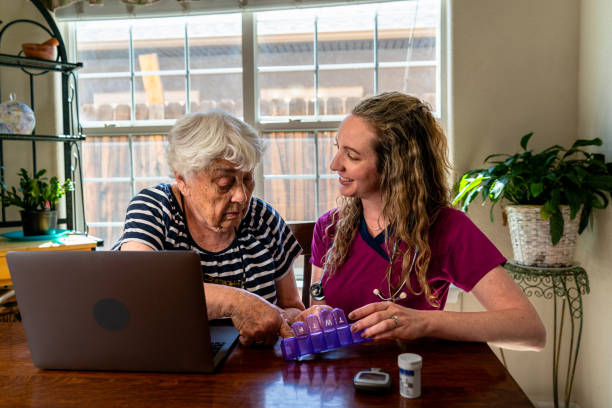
[211,341,225,357]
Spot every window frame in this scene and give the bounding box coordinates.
[70,0,447,233]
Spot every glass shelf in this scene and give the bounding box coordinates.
[0,53,82,73]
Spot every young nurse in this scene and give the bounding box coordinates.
[303,92,546,351]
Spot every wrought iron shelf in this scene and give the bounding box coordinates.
[0,53,82,73]
[0,133,85,142]
[0,0,86,233]
[0,217,69,228]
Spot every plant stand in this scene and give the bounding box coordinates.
[504,262,589,408]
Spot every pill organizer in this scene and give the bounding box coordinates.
[281,307,371,360]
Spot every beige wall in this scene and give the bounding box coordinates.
[451,0,612,407]
[573,0,612,407]
[448,0,592,406]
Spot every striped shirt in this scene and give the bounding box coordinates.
[112,184,301,304]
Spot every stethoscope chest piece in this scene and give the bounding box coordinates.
[310,281,325,301]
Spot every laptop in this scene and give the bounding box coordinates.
[7,250,239,373]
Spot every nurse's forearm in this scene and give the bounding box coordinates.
[426,308,546,351]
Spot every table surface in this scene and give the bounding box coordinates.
[0,233,99,254]
[0,234,99,285]
[0,323,534,408]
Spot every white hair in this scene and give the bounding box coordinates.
[166,110,264,178]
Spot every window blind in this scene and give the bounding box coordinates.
[55,0,402,21]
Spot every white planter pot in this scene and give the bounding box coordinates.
[505,205,579,267]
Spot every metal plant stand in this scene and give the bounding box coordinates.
[505,262,589,408]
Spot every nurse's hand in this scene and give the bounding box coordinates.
[348,301,430,341]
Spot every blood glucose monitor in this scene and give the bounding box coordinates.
[353,368,392,393]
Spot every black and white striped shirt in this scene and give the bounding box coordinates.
[112,184,301,304]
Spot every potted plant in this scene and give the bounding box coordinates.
[1,168,73,236]
[453,133,612,266]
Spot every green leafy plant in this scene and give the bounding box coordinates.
[1,168,73,212]
[453,133,612,245]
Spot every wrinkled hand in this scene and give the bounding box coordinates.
[280,307,303,325]
[293,304,334,325]
[231,291,294,346]
[348,302,430,341]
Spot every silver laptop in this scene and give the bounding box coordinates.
[7,250,239,373]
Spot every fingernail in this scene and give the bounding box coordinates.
[348,313,354,319]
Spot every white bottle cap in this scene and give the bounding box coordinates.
[398,353,422,370]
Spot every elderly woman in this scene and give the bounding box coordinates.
[113,110,304,346]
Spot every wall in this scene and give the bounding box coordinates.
[573,0,612,407]
[448,0,583,405]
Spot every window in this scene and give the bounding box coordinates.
[74,0,442,249]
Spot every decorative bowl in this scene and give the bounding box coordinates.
[0,93,36,135]
[22,43,55,60]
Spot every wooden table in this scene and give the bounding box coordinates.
[0,234,99,286]
[0,323,534,407]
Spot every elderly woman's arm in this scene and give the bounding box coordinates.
[275,270,306,323]
[205,283,293,345]
[204,271,303,343]
[348,265,546,351]
[120,241,293,345]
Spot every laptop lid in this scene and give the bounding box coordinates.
[7,250,239,373]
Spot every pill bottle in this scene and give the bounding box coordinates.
[398,353,422,398]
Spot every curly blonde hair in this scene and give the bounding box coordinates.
[323,92,452,306]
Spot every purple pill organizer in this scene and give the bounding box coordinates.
[280,308,371,360]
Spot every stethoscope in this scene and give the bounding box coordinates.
[309,240,337,301]
[372,245,418,302]
[309,241,417,303]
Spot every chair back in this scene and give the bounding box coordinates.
[288,221,315,307]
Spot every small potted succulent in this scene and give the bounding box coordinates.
[1,168,73,236]
[453,133,612,266]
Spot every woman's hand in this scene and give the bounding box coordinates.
[346,266,546,350]
[292,304,334,325]
[348,302,431,341]
[228,289,294,346]
[279,307,303,324]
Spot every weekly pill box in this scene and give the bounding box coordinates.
[281,308,371,360]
